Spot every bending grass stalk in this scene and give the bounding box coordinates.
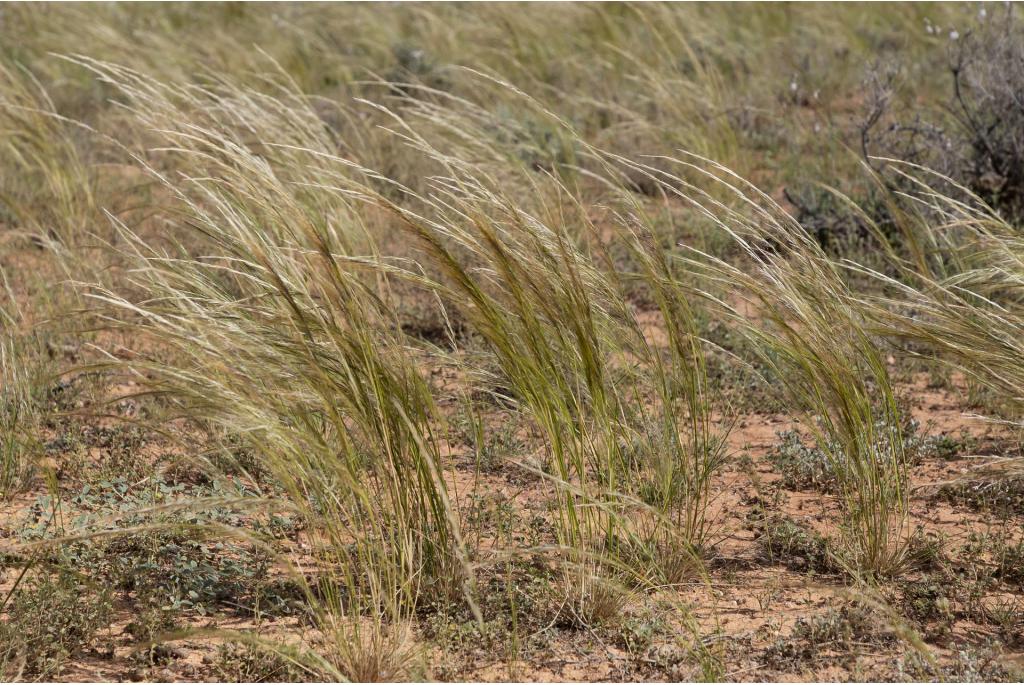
[333,84,732,577]
[89,227,470,675]
[71,60,732,670]
[0,336,36,499]
[602,152,915,576]
[845,161,1024,420]
[0,298,51,500]
[841,161,1024,478]
[63,63,477,676]
[0,61,96,246]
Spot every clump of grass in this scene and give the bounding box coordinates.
[65,58,472,678]
[0,285,62,499]
[615,152,916,577]
[850,164,1024,502]
[554,563,630,630]
[993,538,1024,590]
[0,60,96,246]
[0,335,41,498]
[326,81,731,591]
[320,621,424,683]
[871,175,1024,392]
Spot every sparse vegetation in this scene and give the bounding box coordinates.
[1,3,1023,682]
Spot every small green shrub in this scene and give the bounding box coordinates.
[899,642,1022,683]
[939,477,1024,517]
[755,514,833,574]
[21,478,303,634]
[769,420,962,493]
[0,569,113,678]
[765,604,888,669]
[897,578,954,624]
[211,642,323,683]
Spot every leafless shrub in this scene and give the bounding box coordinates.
[863,8,1024,222]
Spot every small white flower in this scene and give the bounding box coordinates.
[979,7,987,18]
[790,79,798,92]
[949,29,960,40]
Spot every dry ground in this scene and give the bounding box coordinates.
[3,3,1024,683]
[3,239,1022,681]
